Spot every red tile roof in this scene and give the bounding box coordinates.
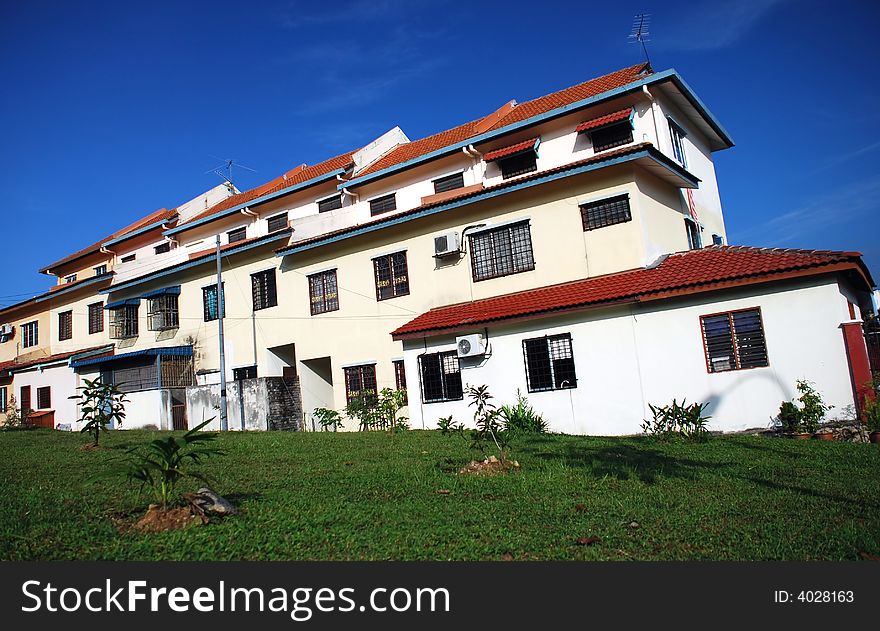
[0,345,114,375]
[391,246,874,338]
[482,137,539,162]
[576,108,633,133]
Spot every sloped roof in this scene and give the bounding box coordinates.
[576,108,633,133]
[0,345,114,375]
[391,246,874,338]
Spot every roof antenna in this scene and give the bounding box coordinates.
[628,13,652,68]
[205,155,257,192]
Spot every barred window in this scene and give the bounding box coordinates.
[433,172,465,194]
[373,251,409,300]
[148,295,179,330]
[22,321,38,348]
[418,351,463,403]
[154,242,171,254]
[369,193,397,216]
[523,334,577,392]
[318,195,343,213]
[580,195,631,231]
[308,269,339,315]
[37,386,51,410]
[228,227,247,244]
[590,121,633,152]
[469,222,534,282]
[267,212,288,233]
[109,306,139,339]
[498,152,537,179]
[58,311,72,341]
[202,284,225,321]
[393,360,407,401]
[251,269,278,311]
[88,302,104,334]
[344,364,377,405]
[0,386,6,413]
[668,118,687,167]
[700,308,768,373]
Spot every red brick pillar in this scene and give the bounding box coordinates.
[840,322,875,418]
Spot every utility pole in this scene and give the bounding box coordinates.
[215,235,228,431]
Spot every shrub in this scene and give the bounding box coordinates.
[437,415,465,436]
[642,399,711,440]
[777,401,801,434]
[1,395,27,429]
[498,390,548,434]
[796,380,832,434]
[312,407,343,431]
[345,388,408,432]
[69,378,128,446]
[464,384,512,462]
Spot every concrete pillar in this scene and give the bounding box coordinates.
[840,321,874,417]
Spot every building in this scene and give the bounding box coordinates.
[1,62,876,434]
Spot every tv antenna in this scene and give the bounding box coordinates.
[629,13,652,66]
[205,155,257,189]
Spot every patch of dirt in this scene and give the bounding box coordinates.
[129,504,207,534]
[457,455,521,476]
[78,443,100,452]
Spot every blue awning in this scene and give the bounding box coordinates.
[142,286,181,299]
[104,298,140,309]
[71,345,192,369]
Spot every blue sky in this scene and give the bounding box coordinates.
[1,0,878,307]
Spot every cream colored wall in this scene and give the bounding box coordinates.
[48,292,112,355]
[0,310,51,364]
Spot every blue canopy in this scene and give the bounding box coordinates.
[104,298,140,309]
[142,286,181,299]
[71,345,192,369]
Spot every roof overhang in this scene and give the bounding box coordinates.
[102,216,177,248]
[71,345,192,369]
[33,272,114,304]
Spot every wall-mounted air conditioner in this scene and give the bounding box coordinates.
[434,231,460,257]
[456,333,486,358]
[0,323,13,337]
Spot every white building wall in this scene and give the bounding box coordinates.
[13,363,79,429]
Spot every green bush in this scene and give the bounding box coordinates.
[777,401,801,434]
[312,407,343,431]
[498,390,548,434]
[642,399,711,440]
[69,378,128,446]
[345,388,408,432]
[777,380,833,434]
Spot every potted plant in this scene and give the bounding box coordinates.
[795,380,833,440]
[777,401,809,439]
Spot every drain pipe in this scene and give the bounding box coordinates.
[642,85,660,148]
[462,144,484,181]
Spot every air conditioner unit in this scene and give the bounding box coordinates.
[456,333,486,358]
[0,324,13,337]
[434,231,460,257]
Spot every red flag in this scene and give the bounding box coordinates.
[686,188,699,223]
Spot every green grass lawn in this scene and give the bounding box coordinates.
[1,428,879,560]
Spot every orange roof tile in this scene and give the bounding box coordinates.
[576,108,633,133]
[482,137,539,162]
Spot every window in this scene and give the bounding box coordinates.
[590,121,633,152]
[233,366,257,381]
[94,264,107,276]
[20,386,31,415]
[228,227,247,244]
[64,274,77,284]
[700,308,769,373]
[523,334,577,392]
[668,118,687,167]
[580,194,632,231]
[418,351,463,403]
[318,195,343,213]
[121,254,136,263]
[344,364,377,405]
[148,295,179,330]
[267,212,288,233]
[498,152,537,179]
[433,172,465,194]
[373,251,409,300]
[469,221,535,282]
[22,321,38,348]
[37,386,51,410]
[369,193,397,216]
[154,242,171,255]
[685,218,702,250]
[393,360,407,403]
[251,269,278,311]
[109,306,138,339]
[88,302,104,334]
[58,311,72,341]
[0,386,6,413]
[712,234,724,246]
[202,284,225,321]
[308,269,339,315]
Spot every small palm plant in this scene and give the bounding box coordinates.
[70,378,128,446]
[124,419,223,508]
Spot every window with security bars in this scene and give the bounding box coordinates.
[668,118,687,167]
[88,302,104,334]
[469,222,534,282]
[154,242,171,254]
[590,122,633,152]
[498,152,537,179]
[344,364,377,405]
[22,321,38,348]
[202,284,225,321]
[228,227,247,244]
[267,212,288,233]
[580,195,632,231]
[370,193,397,215]
[251,269,278,311]
[308,269,339,315]
[58,311,72,341]
[393,360,407,403]
[318,194,343,213]
[433,172,465,194]
[418,351,463,403]
[700,308,768,373]
[37,386,51,410]
[373,251,409,300]
[109,306,138,339]
[523,334,577,392]
[148,295,179,330]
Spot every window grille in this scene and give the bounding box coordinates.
[522,334,578,392]
[418,351,463,403]
[344,364,377,405]
[498,152,537,179]
[318,195,343,212]
[88,303,104,334]
[148,294,179,330]
[580,195,632,231]
[109,306,138,339]
[700,308,768,373]
[591,122,633,152]
[58,311,72,341]
[308,269,339,315]
[369,194,397,216]
[373,251,409,300]
[469,222,534,282]
[433,172,465,194]
[251,269,278,311]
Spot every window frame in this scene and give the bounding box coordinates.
[267,212,289,233]
[37,386,51,410]
[109,305,139,339]
[308,269,339,315]
[685,217,702,250]
[94,264,107,276]
[20,385,31,415]
[147,294,180,331]
[64,274,77,284]
[58,310,72,341]
[344,364,378,405]
[418,351,463,404]
[154,242,171,255]
[432,171,465,194]
[202,283,225,321]
[699,307,769,374]
[668,117,688,167]
[468,221,535,282]
[369,193,397,216]
[0,386,6,414]
[227,227,247,244]
[590,121,634,152]
[317,194,343,213]
[393,359,407,402]
[88,302,104,334]
[120,254,136,263]
[251,268,278,311]
[372,251,410,301]
[21,320,38,348]
[522,333,578,393]
[498,152,537,180]
[580,194,632,231]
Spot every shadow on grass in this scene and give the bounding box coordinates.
[743,477,879,511]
